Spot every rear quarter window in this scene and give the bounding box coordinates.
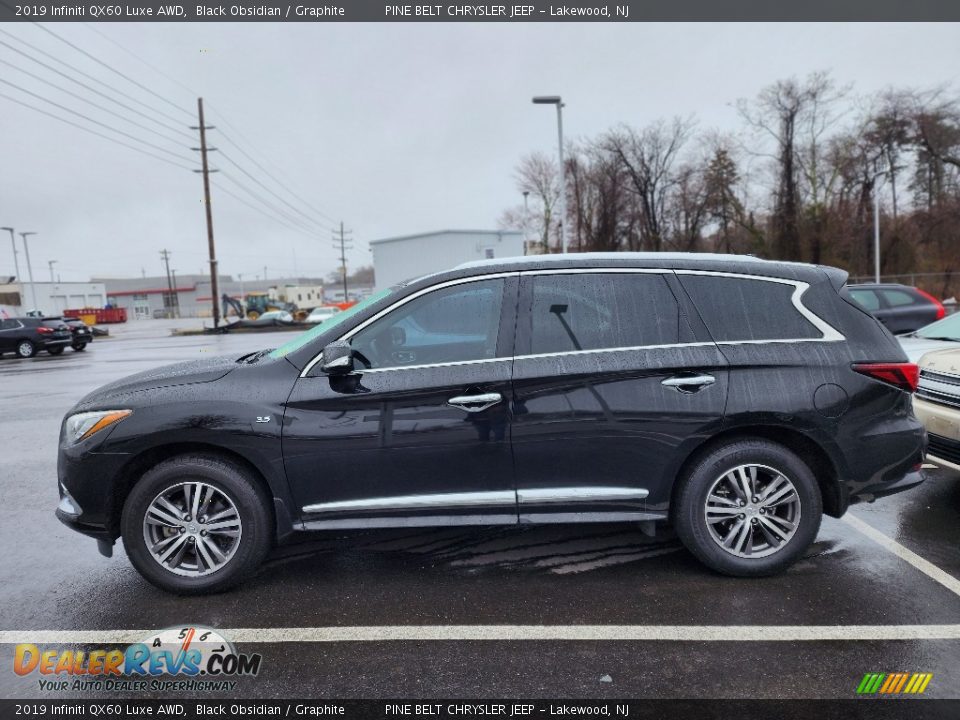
[881,289,917,307]
[679,275,822,342]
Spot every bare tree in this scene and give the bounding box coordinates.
[602,117,696,252]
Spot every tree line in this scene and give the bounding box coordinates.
[500,72,960,297]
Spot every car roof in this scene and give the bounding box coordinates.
[402,252,839,288]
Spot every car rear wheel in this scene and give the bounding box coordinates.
[121,454,272,595]
[47,346,64,356]
[16,340,36,359]
[674,438,822,577]
[72,343,87,352]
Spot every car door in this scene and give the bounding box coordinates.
[878,287,930,334]
[510,270,729,521]
[0,319,22,352]
[283,275,520,528]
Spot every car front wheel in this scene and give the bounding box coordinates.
[674,438,822,577]
[47,346,64,355]
[16,340,36,358]
[72,342,87,351]
[121,454,272,595]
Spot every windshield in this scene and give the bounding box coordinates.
[914,312,960,341]
[268,289,394,360]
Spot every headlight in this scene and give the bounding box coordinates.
[64,409,132,444]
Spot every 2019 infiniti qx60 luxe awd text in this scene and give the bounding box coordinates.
[56,253,927,594]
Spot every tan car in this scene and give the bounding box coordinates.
[915,348,960,471]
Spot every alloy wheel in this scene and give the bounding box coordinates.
[704,464,801,559]
[142,482,243,577]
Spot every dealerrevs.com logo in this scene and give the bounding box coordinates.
[13,625,262,692]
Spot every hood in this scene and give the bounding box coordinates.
[76,354,239,406]
[918,347,960,373]
[896,335,960,363]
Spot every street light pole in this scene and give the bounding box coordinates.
[532,95,568,253]
[20,232,37,312]
[1,227,20,283]
[870,167,888,284]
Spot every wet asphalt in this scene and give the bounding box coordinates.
[1,319,959,700]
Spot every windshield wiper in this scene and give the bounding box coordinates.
[237,349,273,364]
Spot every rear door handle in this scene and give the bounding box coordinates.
[661,375,715,393]
[447,392,502,413]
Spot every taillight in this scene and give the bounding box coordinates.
[852,362,920,393]
[36,326,52,334]
[915,288,946,320]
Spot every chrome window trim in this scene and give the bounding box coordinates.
[673,269,844,343]
[300,267,845,377]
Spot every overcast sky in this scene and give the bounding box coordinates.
[1,22,958,283]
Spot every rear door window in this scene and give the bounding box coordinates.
[881,289,917,307]
[524,273,680,354]
[848,289,882,311]
[679,275,821,342]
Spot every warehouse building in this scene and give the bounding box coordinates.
[96,275,328,319]
[370,229,525,289]
[0,281,107,318]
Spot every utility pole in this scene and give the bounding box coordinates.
[160,249,174,318]
[48,260,57,283]
[20,232,37,311]
[192,97,220,328]
[333,221,353,302]
[171,269,180,319]
[1,227,20,283]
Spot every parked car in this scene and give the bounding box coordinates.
[895,312,960,362]
[249,310,294,325]
[0,317,73,358]
[60,317,93,351]
[847,283,945,334]
[306,306,342,324]
[912,348,960,472]
[56,253,926,594]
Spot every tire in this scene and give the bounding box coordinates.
[121,454,273,595]
[47,346,64,356]
[72,343,87,352]
[673,438,822,577]
[16,340,36,359]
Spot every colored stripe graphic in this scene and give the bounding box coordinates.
[857,672,932,694]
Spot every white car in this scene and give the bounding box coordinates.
[897,312,960,361]
[306,306,341,324]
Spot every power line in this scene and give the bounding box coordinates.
[213,122,338,224]
[0,76,198,164]
[217,149,333,234]
[0,90,198,172]
[0,29,194,133]
[0,56,195,151]
[36,23,340,228]
[211,179,327,240]
[218,171,330,237]
[32,23,193,119]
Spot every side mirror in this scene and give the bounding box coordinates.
[321,340,354,374]
[389,326,406,348]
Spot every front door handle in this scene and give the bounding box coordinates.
[661,374,715,393]
[447,392,502,413]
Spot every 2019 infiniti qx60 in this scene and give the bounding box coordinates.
[56,253,926,594]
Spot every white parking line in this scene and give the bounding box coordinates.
[843,512,960,599]
[2,624,960,644]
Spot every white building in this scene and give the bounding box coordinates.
[0,281,107,317]
[370,229,525,290]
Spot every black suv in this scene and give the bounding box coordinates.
[0,317,73,358]
[56,254,926,594]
